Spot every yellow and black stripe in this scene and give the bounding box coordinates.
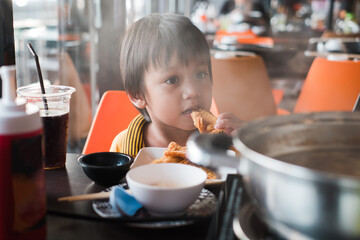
[121,114,147,157]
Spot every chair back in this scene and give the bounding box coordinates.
[294,57,360,113]
[82,91,139,154]
[211,55,277,121]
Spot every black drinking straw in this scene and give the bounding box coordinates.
[27,43,49,110]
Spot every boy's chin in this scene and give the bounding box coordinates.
[175,120,196,131]
[179,125,197,132]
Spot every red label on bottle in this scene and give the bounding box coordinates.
[0,134,14,240]
[0,129,46,240]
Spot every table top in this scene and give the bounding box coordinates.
[45,153,218,240]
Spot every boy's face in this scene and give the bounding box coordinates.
[141,54,212,131]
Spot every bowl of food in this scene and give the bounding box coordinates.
[78,152,133,186]
[126,163,207,216]
[131,143,236,186]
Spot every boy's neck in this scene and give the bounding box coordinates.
[143,123,195,148]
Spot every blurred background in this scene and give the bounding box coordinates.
[1,0,360,153]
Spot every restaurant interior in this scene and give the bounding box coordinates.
[1,0,360,239]
[1,0,360,152]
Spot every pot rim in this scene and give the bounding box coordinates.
[233,111,360,188]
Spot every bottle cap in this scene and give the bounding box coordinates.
[0,65,42,135]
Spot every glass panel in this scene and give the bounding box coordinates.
[11,0,193,153]
[13,0,92,152]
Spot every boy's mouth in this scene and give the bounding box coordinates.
[182,107,201,115]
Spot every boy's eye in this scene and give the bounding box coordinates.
[165,77,179,85]
[196,72,208,79]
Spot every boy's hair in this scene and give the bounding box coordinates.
[120,13,212,121]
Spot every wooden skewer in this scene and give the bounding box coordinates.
[58,192,111,202]
[58,189,133,202]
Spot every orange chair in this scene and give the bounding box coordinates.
[211,54,289,121]
[294,57,360,113]
[82,90,221,154]
[210,97,219,117]
[272,88,284,106]
[215,30,274,47]
[82,91,139,154]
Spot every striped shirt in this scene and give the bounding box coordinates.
[110,114,147,157]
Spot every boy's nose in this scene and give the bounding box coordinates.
[182,81,200,99]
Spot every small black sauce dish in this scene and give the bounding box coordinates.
[78,152,134,186]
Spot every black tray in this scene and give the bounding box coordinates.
[92,183,217,228]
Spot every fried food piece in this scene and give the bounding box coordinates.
[151,142,217,180]
[151,156,183,164]
[164,141,186,159]
[191,110,238,153]
[191,109,223,134]
[177,159,217,179]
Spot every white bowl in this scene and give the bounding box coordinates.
[126,163,207,216]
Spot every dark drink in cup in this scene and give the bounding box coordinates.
[17,85,75,170]
[41,110,69,169]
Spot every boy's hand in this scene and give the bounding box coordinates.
[214,113,246,135]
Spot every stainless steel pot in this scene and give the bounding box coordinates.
[187,112,360,239]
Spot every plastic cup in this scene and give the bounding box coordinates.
[17,85,76,169]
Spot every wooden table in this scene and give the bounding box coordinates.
[45,153,217,240]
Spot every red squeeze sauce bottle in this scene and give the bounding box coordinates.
[0,66,46,240]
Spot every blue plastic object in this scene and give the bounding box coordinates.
[109,186,143,216]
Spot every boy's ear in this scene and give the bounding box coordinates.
[128,94,146,109]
